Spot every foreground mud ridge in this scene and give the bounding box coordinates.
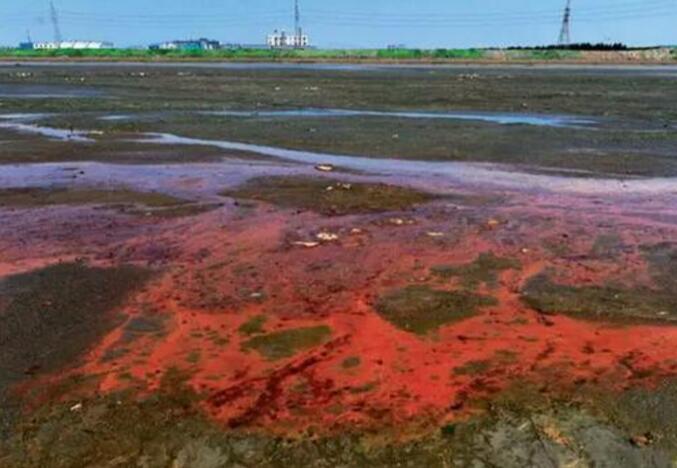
[0,63,676,467]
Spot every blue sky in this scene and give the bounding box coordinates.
[1,0,675,48]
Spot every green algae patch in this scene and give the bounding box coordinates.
[238,315,268,336]
[374,285,497,335]
[124,202,222,219]
[342,356,362,370]
[241,326,332,360]
[431,253,520,289]
[641,243,677,291]
[0,187,187,209]
[590,234,624,259]
[521,274,677,323]
[0,262,152,390]
[0,187,219,219]
[453,360,492,376]
[221,176,434,216]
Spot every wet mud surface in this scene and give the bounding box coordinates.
[0,64,676,466]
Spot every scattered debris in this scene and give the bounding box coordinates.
[486,218,501,229]
[292,241,321,248]
[69,403,83,412]
[315,164,335,173]
[388,218,415,226]
[630,433,655,447]
[316,232,340,242]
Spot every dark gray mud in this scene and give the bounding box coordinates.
[1,374,674,468]
[0,262,152,391]
[1,64,677,177]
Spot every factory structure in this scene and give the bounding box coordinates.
[267,0,309,49]
[266,30,309,49]
[18,0,311,51]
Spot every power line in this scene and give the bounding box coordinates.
[8,0,673,24]
[304,0,674,21]
[3,0,676,41]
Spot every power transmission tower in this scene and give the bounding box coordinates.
[294,0,301,39]
[558,0,572,45]
[50,0,63,44]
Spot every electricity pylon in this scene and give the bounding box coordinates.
[558,0,572,45]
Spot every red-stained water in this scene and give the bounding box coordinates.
[2,171,676,435]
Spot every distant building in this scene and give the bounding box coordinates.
[150,38,221,51]
[30,41,113,49]
[221,43,269,50]
[267,30,309,49]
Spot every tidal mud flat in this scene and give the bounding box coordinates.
[0,64,676,467]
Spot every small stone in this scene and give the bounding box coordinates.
[70,403,83,412]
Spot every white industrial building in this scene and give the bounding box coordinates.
[31,41,113,50]
[267,30,309,49]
